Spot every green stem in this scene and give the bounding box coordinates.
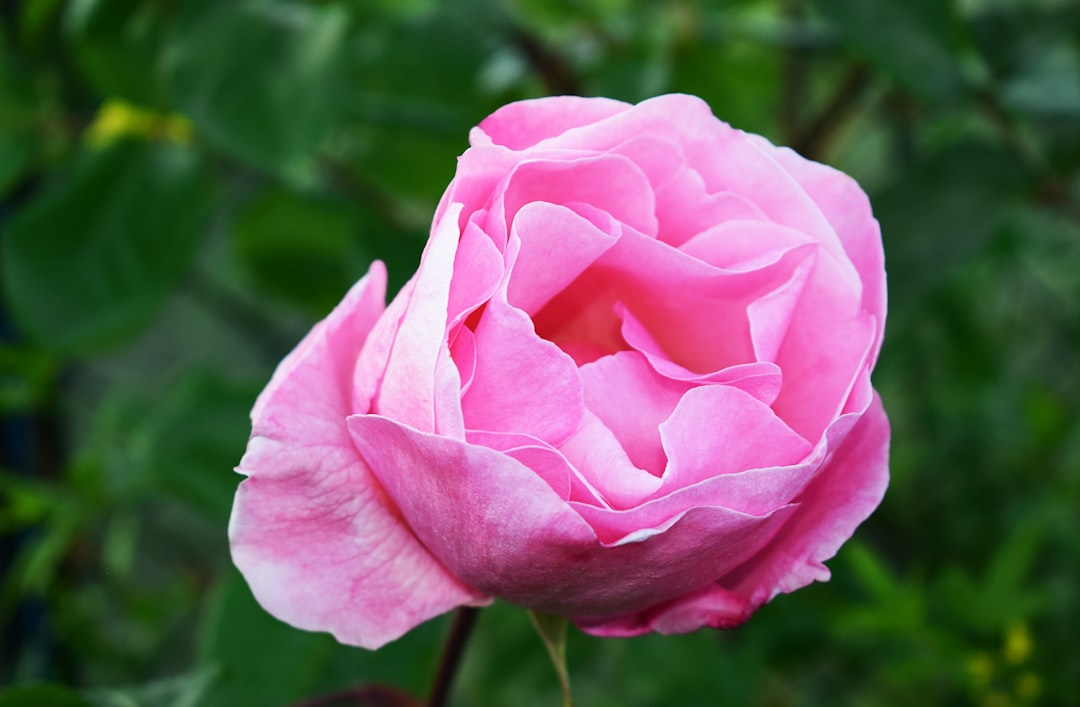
[528,611,572,707]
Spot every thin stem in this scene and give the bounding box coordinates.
[427,607,481,707]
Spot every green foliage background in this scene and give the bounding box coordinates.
[1,0,1078,704]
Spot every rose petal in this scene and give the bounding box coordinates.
[618,304,784,404]
[578,351,689,476]
[498,153,658,238]
[600,227,817,374]
[377,204,464,437]
[658,385,814,492]
[231,264,488,650]
[461,296,583,446]
[506,201,619,315]
[558,409,662,509]
[575,583,751,636]
[724,392,890,610]
[767,143,887,362]
[446,211,504,328]
[476,95,630,151]
[771,250,877,441]
[348,414,797,619]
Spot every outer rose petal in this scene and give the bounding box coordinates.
[727,392,890,607]
[348,414,798,619]
[577,392,889,638]
[230,263,489,650]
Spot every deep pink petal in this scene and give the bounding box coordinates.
[231,264,488,649]
[597,227,816,374]
[575,583,751,636]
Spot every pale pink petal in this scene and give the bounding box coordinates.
[377,204,464,436]
[679,219,815,272]
[747,255,816,363]
[231,264,488,650]
[461,297,583,446]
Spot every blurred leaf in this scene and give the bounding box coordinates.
[670,33,783,137]
[195,572,357,707]
[132,371,258,523]
[0,45,40,198]
[231,187,372,313]
[0,685,94,707]
[163,0,349,172]
[66,0,165,105]
[1004,42,1080,120]
[0,472,64,533]
[809,0,965,98]
[0,140,211,354]
[0,346,55,412]
[347,2,502,204]
[85,667,220,707]
[874,141,1031,314]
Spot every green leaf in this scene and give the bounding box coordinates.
[0,43,40,198]
[163,0,349,172]
[65,0,166,105]
[528,611,573,707]
[0,685,94,707]
[809,0,966,98]
[131,371,258,523]
[85,667,220,707]
[874,141,1031,315]
[0,140,211,354]
[231,187,373,314]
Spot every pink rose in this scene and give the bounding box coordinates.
[231,94,889,649]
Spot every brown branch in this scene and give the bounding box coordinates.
[506,26,582,96]
[791,63,873,160]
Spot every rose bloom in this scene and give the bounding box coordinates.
[231,94,889,649]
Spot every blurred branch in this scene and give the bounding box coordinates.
[792,64,872,160]
[427,607,480,707]
[780,0,809,145]
[505,25,582,96]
